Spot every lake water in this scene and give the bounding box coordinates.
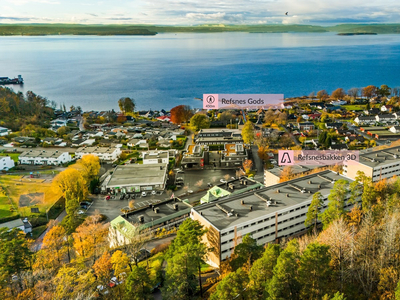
[1,32,400,111]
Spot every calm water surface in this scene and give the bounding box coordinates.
[0,32,399,110]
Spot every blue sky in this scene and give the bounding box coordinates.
[1,0,399,25]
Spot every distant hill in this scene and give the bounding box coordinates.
[1,23,400,36]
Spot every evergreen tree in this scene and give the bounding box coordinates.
[230,234,263,271]
[321,179,349,229]
[305,192,325,235]
[248,244,281,299]
[298,242,332,299]
[210,268,249,300]
[268,239,301,300]
[124,265,152,300]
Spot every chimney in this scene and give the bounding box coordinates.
[249,205,253,211]
[173,204,178,211]
[138,215,144,223]
[308,180,312,184]
[241,200,245,205]
[276,189,280,193]
[154,207,160,214]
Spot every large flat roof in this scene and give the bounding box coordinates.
[20,150,66,159]
[355,145,400,168]
[193,170,352,231]
[266,164,322,177]
[122,199,192,229]
[143,151,169,160]
[106,163,167,188]
[76,147,117,154]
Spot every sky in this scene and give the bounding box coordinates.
[1,0,400,25]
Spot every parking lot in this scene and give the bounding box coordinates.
[86,168,238,221]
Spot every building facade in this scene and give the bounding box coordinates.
[0,156,15,171]
[75,147,122,161]
[19,150,72,166]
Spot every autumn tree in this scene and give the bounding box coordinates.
[72,154,100,182]
[72,214,109,264]
[257,145,269,161]
[279,166,293,182]
[305,192,325,235]
[348,88,359,99]
[189,113,210,132]
[242,159,253,174]
[118,97,135,113]
[39,225,67,270]
[54,265,96,299]
[331,88,346,100]
[170,105,193,124]
[93,251,112,286]
[362,85,377,99]
[242,120,255,144]
[317,90,329,100]
[111,250,131,281]
[377,84,391,98]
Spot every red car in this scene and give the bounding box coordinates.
[105,195,110,200]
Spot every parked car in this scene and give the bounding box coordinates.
[141,192,147,197]
[151,190,157,195]
[133,249,151,263]
[105,195,111,200]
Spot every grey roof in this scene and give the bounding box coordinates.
[355,145,400,168]
[105,163,168,188]
[76,147,117,154]
[0,219,24,230]
[143,151,168,160]
[193,170,351,231]
[20,150,66,159]
[122,199,192,229]
[266,164,322,177]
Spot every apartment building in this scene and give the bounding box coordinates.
[343,146,400,182]
[0,156,15,171]
[75,146,121,161]
[191,170,354,267]
[19,150,72,166]
[195,129,243,145]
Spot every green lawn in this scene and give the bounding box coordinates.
[342,104,367,111]
[0,152,20,162]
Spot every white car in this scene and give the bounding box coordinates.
[151,190,157,195]
[141,192,147,197]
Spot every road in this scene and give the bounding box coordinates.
[281,125,301,146]
[251,145,264,183]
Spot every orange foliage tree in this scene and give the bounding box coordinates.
[170,105,193,124]
[93,251,112,285]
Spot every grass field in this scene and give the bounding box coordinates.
[0,153,20,162]
[0,175,61,220]
[342,104,367,111]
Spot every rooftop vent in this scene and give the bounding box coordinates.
[173,204,178,211]
[249,205,253,211]
[308,180,312,184]
[154,207,160,214]
[138,215,144,223]
[241,200,245,205]
[276,189,280,193]
[286,193,289,197]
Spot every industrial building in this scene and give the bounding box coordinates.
[191,170,355,267]
[102,163,168,193]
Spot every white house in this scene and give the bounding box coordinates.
[0,218,32,234]
[75,147,121,161]
[389,126,400,134]
[381,105,393,112]
[354,116,376,125]
[19,150,72,166]
[376,114,397,124]
[0,156,15,171]
[0,126,11,137]
[142,151,169,165]
[330,100,347,106]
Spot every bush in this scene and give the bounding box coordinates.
[0,214,21,224]
[28,216,48,227]
[151,241,171,255]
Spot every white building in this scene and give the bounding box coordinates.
[0,218,32,234]
[75,147,121,161]
[192,171,355,267]
[330,100,347,106]
[142,151,169,165]
[0,126,11,137]
[19,150,72,166]
[0,156,15,170]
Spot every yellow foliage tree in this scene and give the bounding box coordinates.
[72,154,100,182]
[40,225,68,269]
[93,251,112,285]
[111,250,131,281]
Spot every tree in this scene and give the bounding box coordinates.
[305,192,325,235]
[309,91,316,100]
[248,244,281,299]
[40,225,67,269]
[111,250,131,281]
[56,126,70,137]
[118,97,135,113]
[0,228,32,284]
[210,268,249,300]
[170,105,193,124]
[279,166,293,182]
[317,90,329,100]
[242,159,253,174]
[92,251,112,286]
[298,242,332,299]
[73,154,101,182]
[332,88,346,100]
[189,113,210,132]
[348,88,359,99]
[321,179,349,229]
[268,239,301,300]
[362,85,377,99]
[242,121,255,144]
[230,234,263,271]
[52,168,88,230]
[378,84,391,98]
[125,266,152,300]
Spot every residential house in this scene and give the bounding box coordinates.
[0,156,15,171]
[298,122,315,131]
[389,126,400,134]
[330,100,347,106]
[0,218,32,234]
[75,147,121,161]
[325,122,343,129]
[0,126,11,137]
[354,116,376,125]
[381,105,393,112]
[19,150,72,165]
[375,114,397,124]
